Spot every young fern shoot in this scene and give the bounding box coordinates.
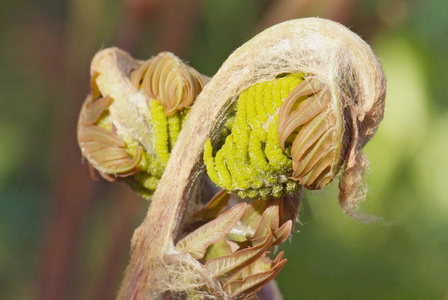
[78,51,208,200]
[77,17,386,299]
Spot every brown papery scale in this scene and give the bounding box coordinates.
[277,78,337,190]
[130,52,208,116]
[77,76,144,179]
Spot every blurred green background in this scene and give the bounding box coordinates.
[1,0,447,299]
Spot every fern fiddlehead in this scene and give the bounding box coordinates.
[204,73,345,199]
[78,51,208,200]
[77,17,387,300]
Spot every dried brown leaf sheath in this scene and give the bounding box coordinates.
[86,17,386,299]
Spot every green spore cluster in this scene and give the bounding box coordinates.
[102,99,187,200]
[149,99,190,167]
[204,74,304,199]
[129,99,188,199]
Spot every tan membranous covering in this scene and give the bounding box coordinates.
[89,49,156,156]
[78,92,144,179]
[90,18,387,298]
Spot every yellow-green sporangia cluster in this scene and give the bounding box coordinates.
[123,98,191,200]
[78,52,207,200]
[204,74,305,199]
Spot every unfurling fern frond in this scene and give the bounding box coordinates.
[204,74,344,199]
[78,52,208,200]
